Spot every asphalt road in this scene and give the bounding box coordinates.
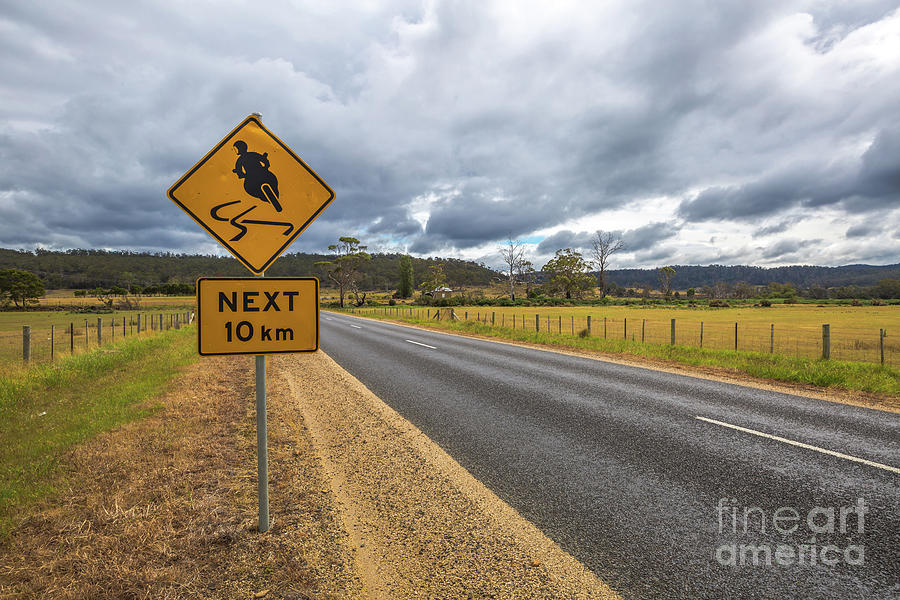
[319,312,900,599]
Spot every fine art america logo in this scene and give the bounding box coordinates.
[715,498,868,567]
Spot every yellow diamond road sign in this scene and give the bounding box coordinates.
[168,115,334,273]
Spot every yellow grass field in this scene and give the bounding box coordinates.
[39,290,196,310]
[0,308,195,373]
[355,304,900,367]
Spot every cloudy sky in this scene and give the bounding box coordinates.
[1,0,899,270]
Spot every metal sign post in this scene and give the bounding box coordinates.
[256,271,269,533]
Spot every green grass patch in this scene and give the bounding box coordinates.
[0,326,198,536]
[336,310,900,396]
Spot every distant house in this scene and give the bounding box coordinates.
[432,286,453,299]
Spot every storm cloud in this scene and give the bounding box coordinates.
[1,1,898,268]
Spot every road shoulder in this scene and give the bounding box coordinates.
[275,351,622,599]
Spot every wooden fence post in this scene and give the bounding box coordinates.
[571,316,574,335]
[700,322,704,348]
[70,322,74,353]
[822,324,830,359]
[558,315,561,332]
[604,317,607,338]
[85,319,89,349]
[734,322,738,351]
[587,315,591,335]
[624,317,627,340]
[51,324,55,362]
[23,325,30,363]
[670,318,675,345]
[880,329,885,365]
[492,312,495,326]
[536,314,540,332]
[642,319,645,343]
[97,317,102,345]
[770,324,774,353]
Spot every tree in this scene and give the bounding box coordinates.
[590,231,625,298]
[398,255,414,298]
[542,249,595,299]
[419,264,447,295]
[657,266,676,299]
[873,278,900,299]
[517,260,537,297]
[499,238,526,300]
[315,237,371,308]
[733,281,754,299]
[0,269,45,308]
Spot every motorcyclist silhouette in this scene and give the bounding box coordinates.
[232,140,282,212]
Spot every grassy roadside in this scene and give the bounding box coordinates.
[0,326,197,536]
[332,310,900,397]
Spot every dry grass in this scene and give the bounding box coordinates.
[359,304,900,367]
[0,355,358,600]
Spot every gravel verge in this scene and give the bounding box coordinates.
[274,351,622,599]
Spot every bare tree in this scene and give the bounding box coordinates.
[499,237,526,300]
[590,231,625,298]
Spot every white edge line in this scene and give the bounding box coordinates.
[696,416,900,475]
[406,339,437,349]
[350,324,362,329]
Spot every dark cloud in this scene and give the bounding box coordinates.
[753,216,804,237]
[759,238,824,261]
[535,230,594,255]
[620,222,679,252]
[845,223,882,238]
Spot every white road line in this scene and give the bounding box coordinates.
[324,317,333,321]
[406,340,437,349]
[696,416,900,474]
[350,324,362,329]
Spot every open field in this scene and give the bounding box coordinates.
[39,290,196,310]
[0,309,196,374]
[349,303,899,367]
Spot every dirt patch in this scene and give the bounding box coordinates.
[330,312,899,413]
[275,352,622,600]
[0,355,360,600]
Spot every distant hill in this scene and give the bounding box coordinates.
[0,248,496,291]
[605,263,900,290]
[1,248,897,292]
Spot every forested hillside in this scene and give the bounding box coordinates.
[606,263,900,290]
[2,248,898,293]
[0,249,496,290]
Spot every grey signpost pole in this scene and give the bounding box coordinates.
[256,270,269,532]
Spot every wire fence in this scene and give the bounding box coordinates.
[2,311,195,372]
[346,306,897,368]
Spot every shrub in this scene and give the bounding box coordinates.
[578,328,590,338]
[759,299,772,307]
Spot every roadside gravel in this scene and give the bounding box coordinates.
[274,351,622,600]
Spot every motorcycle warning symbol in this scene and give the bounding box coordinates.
[168,114,335,274]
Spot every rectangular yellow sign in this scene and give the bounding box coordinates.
[197,277,319,356]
